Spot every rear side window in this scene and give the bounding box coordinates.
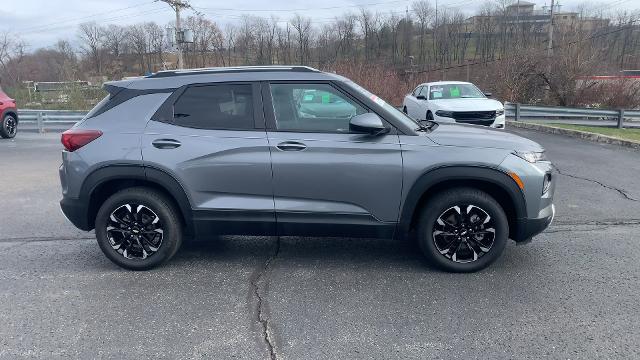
[172,84,254,130]
[84,95,111,119]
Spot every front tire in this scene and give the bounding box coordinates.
[416,188,508,272]
[426,111,434,121]
[0,114,17,139]
[402,106,408,114]
[95,187,183,270]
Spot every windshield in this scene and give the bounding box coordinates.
[343,81,421,130]
[429,84,485,100]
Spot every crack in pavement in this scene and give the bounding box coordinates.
[555,166,639,202]
[250,236,281,360]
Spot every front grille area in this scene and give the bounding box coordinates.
[452,111,496,126]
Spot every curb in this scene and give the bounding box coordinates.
[507,121,640,149]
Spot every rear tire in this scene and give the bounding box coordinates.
[95,187,183,270]
[416,188,508,273]
[426,111,434,121]
[0,114,17,139]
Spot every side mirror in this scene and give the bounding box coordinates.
[349,113,389,135]
[484,92,493,97]
[416,95,427,100]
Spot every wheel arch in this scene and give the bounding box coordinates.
[397,166,527,241]
[81,165,194,234]
[2,107,18,123]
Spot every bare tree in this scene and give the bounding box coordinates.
[412,1,434,65]
[78,22,105,75]
[290,14,312,65]
[0,32,27,86]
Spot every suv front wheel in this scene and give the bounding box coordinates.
[1,114,17,139]
[417,188,508,272]
[95,187,183,270]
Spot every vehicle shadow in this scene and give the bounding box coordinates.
[172,235,434,273]
[170,235,536,273]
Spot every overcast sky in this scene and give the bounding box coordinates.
[1,0,637,49]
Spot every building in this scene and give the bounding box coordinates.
[466,1,609,33]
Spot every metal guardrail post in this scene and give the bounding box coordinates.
[515,103,521,122]
[37,112,44,133]
[617,109,625,129]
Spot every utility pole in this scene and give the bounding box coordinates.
[159,0,193,69]
[545,0,556,102]
[175,4,184,69]
[547,0,555,58]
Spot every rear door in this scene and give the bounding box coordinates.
[142,82,275,236]
[263,81,403,238]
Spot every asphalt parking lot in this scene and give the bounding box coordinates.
[1,128,639,359]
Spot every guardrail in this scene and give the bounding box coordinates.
[17,109,87,133]
[505,103,640,128]
[17,104,640,132]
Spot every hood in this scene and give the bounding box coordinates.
[431,98,503,111]
[427,123,543,152]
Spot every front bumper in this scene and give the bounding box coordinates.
[513,204,555,244]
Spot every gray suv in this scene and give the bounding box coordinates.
[59,66,555,272]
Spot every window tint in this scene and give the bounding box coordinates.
[173,84,254,130]
[270,83,366,133]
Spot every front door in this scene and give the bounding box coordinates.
[264,82,403,238]
[142,82,275,236]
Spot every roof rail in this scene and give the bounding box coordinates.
[147,65,320,78]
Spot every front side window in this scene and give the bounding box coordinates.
[270,83,366,133]
[412,86,423,97]
[173,84,254,130]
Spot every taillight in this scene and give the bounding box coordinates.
[61,129,103,152]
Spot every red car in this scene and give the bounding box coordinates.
[0,88,18,138]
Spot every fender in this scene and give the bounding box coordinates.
[79,164,194,233]
[396,165,527,239]
[1,107,18,121]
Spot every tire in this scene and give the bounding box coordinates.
[416,188,508,273]
[402,106,408,114]
[426,111,434,120]
[95,187,183,270]
[0,114,17,139]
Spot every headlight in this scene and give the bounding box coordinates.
[513,150,548,163]
[495,108,505,116]
[435,110,454,118]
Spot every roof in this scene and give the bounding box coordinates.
[106,66,341,90]
[147,65,319,78]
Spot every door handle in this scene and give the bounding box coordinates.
[152,139,181,149]
[276,141,307,151]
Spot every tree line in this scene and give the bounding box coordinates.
[1,0,639,107]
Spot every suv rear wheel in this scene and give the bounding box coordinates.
[95,187,183,270]
[1,114,17,139]
[417,188,508,272]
